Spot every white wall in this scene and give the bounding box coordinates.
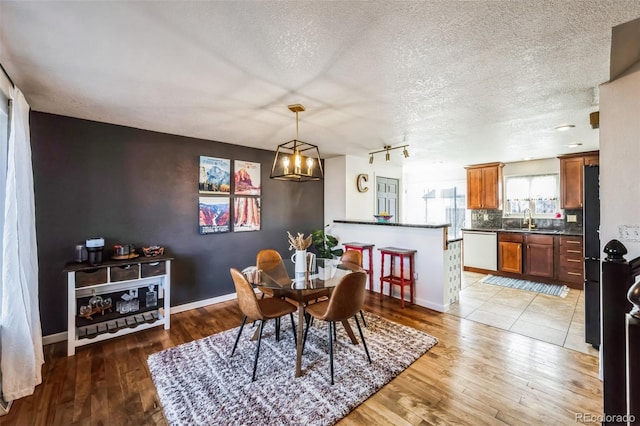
[600,61,640,259]
[324,155,402,223]
[324,156,346,222]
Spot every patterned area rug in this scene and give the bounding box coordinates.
[481,275,569,297]
[148,313,438,425]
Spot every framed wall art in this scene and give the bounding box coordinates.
[198,197,230,234]
[234,160,261,195]
[199,156,231,194]
[233,197,261,232]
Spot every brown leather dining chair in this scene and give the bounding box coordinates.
[256,249,330,304]
[340,250,368,327]
[229,268,298,381]
[255,249,289,299]
[305,271,372,385]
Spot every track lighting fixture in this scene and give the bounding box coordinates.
[368,144,410,164]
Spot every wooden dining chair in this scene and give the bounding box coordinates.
[229,268,298,381]
[304,271,371,385]
[340,250,368,327]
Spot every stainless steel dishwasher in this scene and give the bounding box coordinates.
[462,230,497,271]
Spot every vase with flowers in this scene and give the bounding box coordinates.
[287,231,312,273]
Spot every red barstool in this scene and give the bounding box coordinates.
[378,247,417,308]
[343,242,375,292]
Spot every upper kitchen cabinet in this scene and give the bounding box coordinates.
[558,151,599,209]
[465,162,504,209]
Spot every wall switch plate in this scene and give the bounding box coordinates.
[129,289,138,298]
[567,214,577,223]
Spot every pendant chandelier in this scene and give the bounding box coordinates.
[270,104,323,182]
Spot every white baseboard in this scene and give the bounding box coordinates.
[43,291,239,345]
[414,297,445,313]
[169,293,237,314]
[42,332,68,346]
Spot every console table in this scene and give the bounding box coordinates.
[64,255,172,356]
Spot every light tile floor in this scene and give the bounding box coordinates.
[448,271,599,357]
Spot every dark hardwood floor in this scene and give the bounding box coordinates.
[2,293,602,425]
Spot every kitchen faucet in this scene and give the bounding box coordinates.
[522,208,535,230]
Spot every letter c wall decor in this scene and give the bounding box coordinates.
[356,174,369,193]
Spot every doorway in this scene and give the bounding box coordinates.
[376,177,399,222]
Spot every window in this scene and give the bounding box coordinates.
[504,174,561,218]
[422,184,466,238]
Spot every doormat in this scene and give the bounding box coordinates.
[481,275,569,297]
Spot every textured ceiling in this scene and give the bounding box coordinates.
[1,1,640,175]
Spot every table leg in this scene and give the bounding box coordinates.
[341,319,358,345]
[295,304,305,377]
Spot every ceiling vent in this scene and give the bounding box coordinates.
[590,111,599,129]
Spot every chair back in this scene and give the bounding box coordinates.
[256,249,290,285]
[322,271,367,322]
[230,268,264,321]
[340,250,362,267]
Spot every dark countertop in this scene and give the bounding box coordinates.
[462,227,583,237]
[334,219,450,229]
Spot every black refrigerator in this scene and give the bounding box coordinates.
[584,164,600,348]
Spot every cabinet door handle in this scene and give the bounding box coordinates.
[567,249,581,253]
[568,272,582,276]
[566,241,581,244]
[149,262,160,266]
[567,259,581,263]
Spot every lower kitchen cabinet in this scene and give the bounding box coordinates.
[525,234,555,278]
[498,233,523,274]
[557,235,584,284]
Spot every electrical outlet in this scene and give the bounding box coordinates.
[567,214,577,223]
[129,288,138,298]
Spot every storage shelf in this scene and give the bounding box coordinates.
[76,298,164,328]
[66,258,172,356]
[78,311,162,340]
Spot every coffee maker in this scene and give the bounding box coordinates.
[86,237,105,266]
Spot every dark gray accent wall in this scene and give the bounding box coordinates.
[30,112,324,335]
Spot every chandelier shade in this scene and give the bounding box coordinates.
[270,104,323,182]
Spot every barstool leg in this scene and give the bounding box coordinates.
[400,254,405,308]
[379,253,385,300]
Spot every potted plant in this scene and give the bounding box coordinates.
[312,227,344,279]
[311,228,344,259]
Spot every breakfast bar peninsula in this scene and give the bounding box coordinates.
[331,220,461,312]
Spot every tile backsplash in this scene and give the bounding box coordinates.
[469,209,584,233]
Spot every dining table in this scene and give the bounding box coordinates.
[258,256,362,378]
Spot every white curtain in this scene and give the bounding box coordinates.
[0,87,43,401]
